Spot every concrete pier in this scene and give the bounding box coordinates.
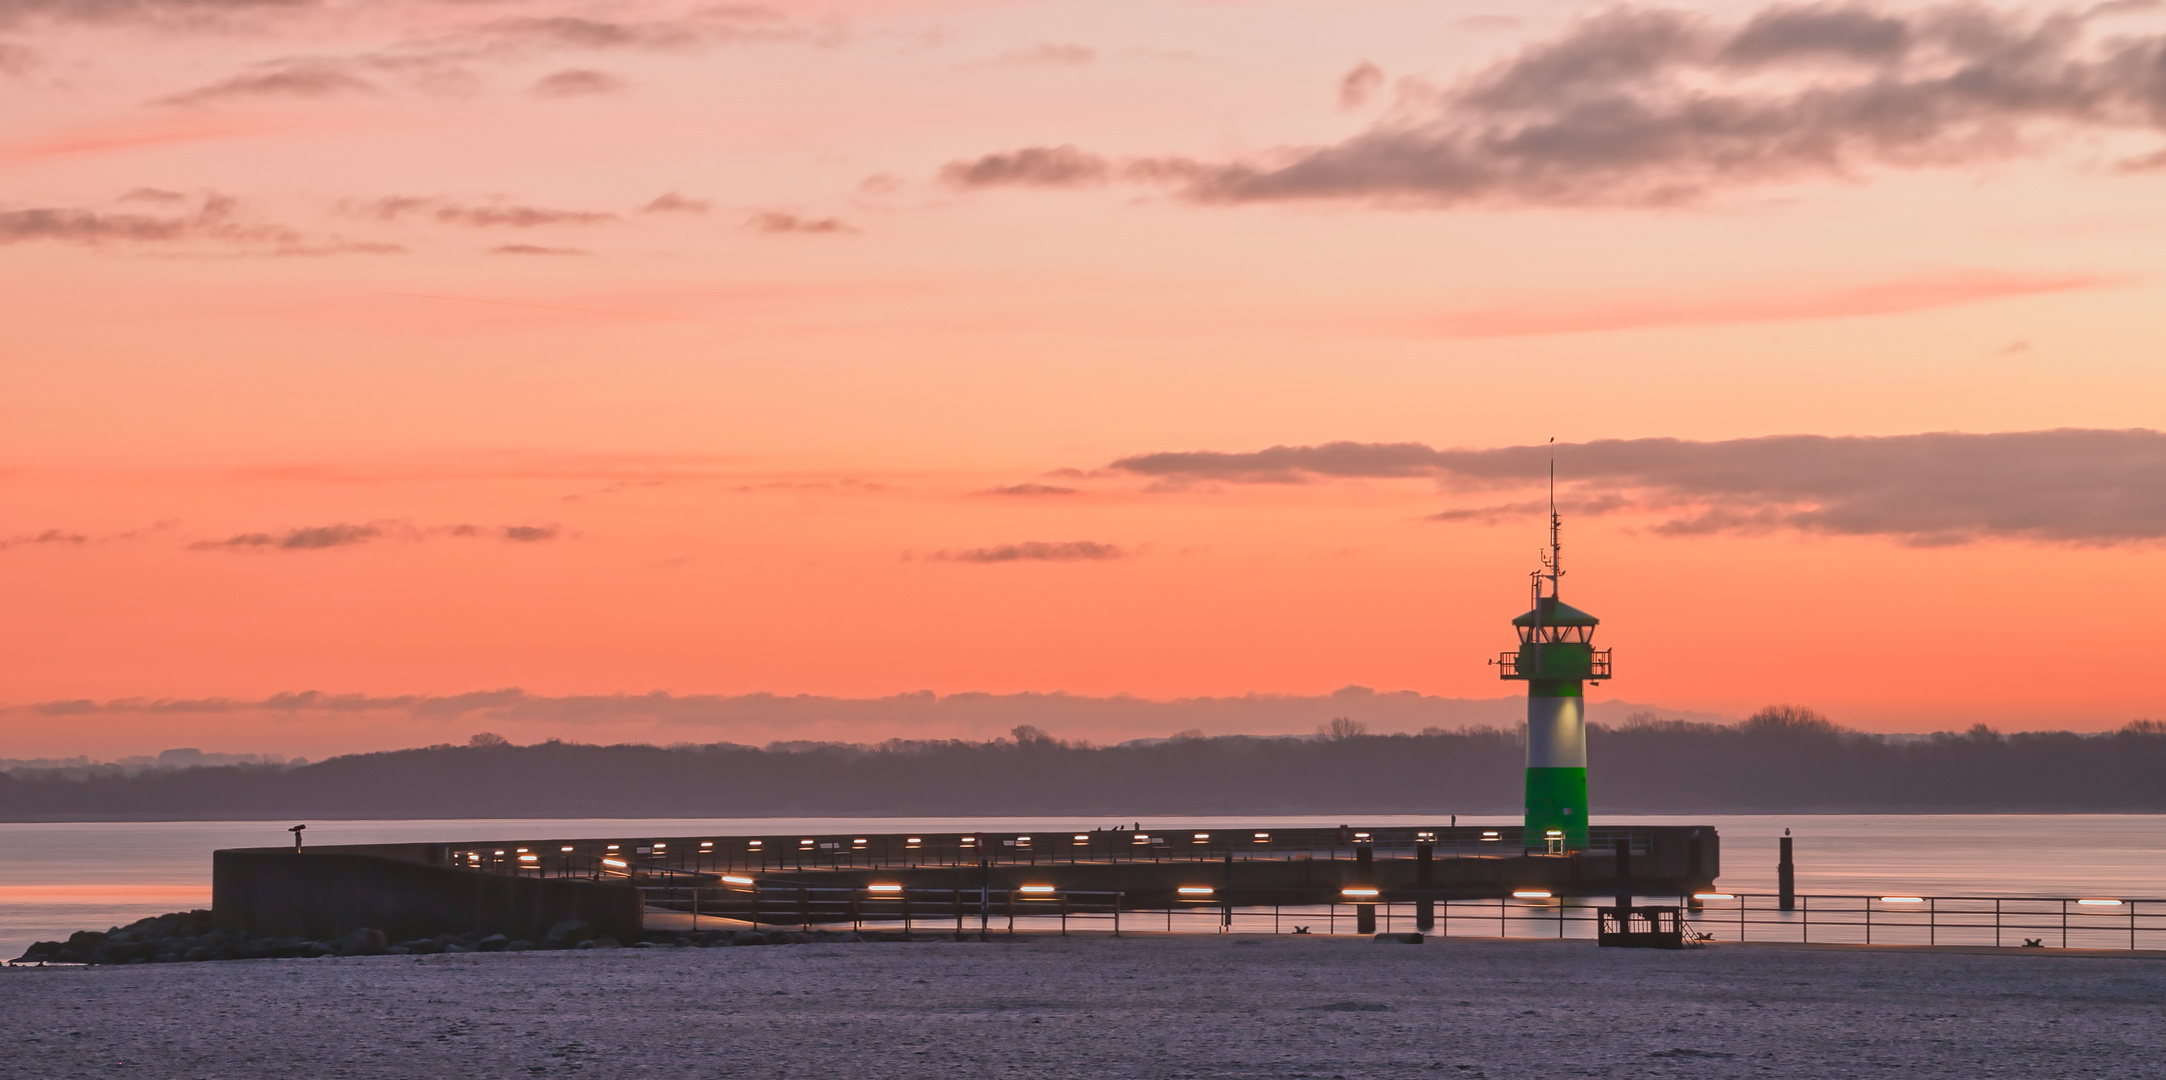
[212,825,1719,942]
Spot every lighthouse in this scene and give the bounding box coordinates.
[1493,492,1610,853]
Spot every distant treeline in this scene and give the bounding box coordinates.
[5,708,2165,820]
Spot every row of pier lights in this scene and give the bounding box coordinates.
[442,826,1711,939]
[447,826,1560,873]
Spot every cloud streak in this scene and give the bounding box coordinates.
[156,60,377,105]
[529,68,623,98]
[362,196,617,228]
[945,3,2166,206]
[1111,429,2166,546]
[0,529,88,550]
[937,540,1124,563]
[188,520,562,551]
[746,210,855,234]
[0,191,398,255]
[1427,269,2109,337]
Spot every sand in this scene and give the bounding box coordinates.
[5,934,2163,1078]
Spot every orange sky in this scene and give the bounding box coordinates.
[5,0,2166,759]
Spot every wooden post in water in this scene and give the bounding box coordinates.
[1612,837,1631,915]
[1222,853,1233,931]
[1778,831,1795,912]
[1686,830,1705,910]
[1415,840,1435,931]
[1354,844,1376,934]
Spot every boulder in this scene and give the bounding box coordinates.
[341,928,387,956]
[301,942,337,958]
[543,919,596,947]
[1371,932,1423,944]
[474,934,510,953]
[504,941,534,952]
[17,941,62,962]
[729,930,764,946]
[576,936,622,950]
[394,939,439,955]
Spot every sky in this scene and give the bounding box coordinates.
[4,0,2166,759]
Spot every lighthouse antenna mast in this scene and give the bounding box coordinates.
[1531,438,1562,609]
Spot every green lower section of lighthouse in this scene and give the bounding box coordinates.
[1523,767,1589,852]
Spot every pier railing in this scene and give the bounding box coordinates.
[440,824,1686,877]
[1679,893,2165,951]
[637,886,2166,952]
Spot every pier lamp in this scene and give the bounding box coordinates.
[1491,491,1609,854]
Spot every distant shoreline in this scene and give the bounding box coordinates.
[9,721,2166,818]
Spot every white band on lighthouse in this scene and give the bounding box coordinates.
[1526,696,1586,769]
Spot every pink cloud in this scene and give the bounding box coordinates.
[1426,270,2113,338]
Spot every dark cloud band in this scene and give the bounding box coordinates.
[1112,429,2166,546]
[944,3,2166,206]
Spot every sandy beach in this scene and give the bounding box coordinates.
[6,934,2162,1078]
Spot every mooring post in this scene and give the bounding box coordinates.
[1222,853,1233,931]
[1354,843,1376,934]
[1415,840,1435,931]
[1686,829,1705,910]
[1778,830,1795,911]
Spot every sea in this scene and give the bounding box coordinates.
[5,814,2164,957]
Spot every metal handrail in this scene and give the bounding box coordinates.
[441,824,1677,878]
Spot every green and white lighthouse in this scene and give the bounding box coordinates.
[1493,498,1610,853]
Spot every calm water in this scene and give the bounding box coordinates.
[5,814,2163,956]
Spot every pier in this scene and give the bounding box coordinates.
[212,824,1719,943]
